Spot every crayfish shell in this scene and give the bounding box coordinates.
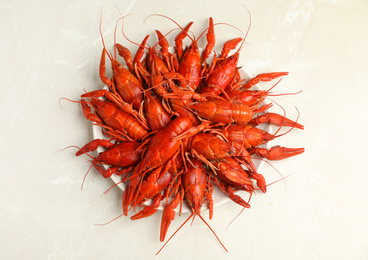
[92,68,272,212]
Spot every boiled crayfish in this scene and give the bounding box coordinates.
[71,13,304,254]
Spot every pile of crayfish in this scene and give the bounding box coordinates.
[73,15,304,252]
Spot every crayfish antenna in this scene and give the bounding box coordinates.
[197,214,228,252]
[145,14,195,42]
[266,78,303,97]
[266,78,283,93]
[99,8,113,62]
[56,144,97,191]
[104,180,124,194]
[269,101,303,137]
[120,14,149,51]
[233,4,252,54]
[93,212,125,226]
[56,145,82,154]
[59,97,86,109]
[113,15,127,61]
[250,157,286,188]
[275,107,303,138]
[261,174,292,192]
[81,164,94,191]
[156,212,194,255]
[264,97,302,137]
[156,211,228,255]
[226,192,253,231]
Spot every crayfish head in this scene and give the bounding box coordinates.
[183,41,200,63]
[95,148,119,166]
[220,52,239,68]
[238,90,267,107]
[189,101,216,119]
[246,127,275,147]
[111,59,126,76]
[91,99,115,119]
[185,192,203,216]
[190,40,199,52]
[191,199,202,216]
[230,52,239,62]
[147,49,168,74]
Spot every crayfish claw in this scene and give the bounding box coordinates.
[226,187,251,207]
[131,206,157,220]
[244,72,289,89]
[250,146,305,161]
[131,194,162,220]
[249,112,304,129]
[160,197,179,242]
[252,173,267,193]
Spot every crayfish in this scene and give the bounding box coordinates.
[69,12,304,255]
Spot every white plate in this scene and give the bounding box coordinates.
[92,69,271,213]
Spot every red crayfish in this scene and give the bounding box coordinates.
[69,12,304,255]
